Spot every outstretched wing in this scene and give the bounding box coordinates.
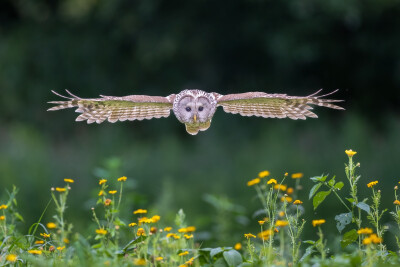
[216,89,344,120]
[48,90,175,123]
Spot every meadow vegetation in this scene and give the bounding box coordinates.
[1,150,400,266]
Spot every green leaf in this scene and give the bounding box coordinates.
[210,247,224,258]
[213,257,229,267]
[335,212,352,233]
[309,183,322,199]
[341,229,358,248]
[328,177,335,187]
[299,246,315,263]
[120,236,147,254]
[223,250,243,267]
[346,198,355,204]
[334,182,344,190]
[303,240,316,245]
[310,175,327,183]
[313,190,331,210]
[356,202,370,214]
[13,212,24,222]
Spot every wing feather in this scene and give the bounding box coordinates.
[48,90,175,123]
[216,90,343,120]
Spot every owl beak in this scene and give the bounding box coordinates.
[193,114,197,123]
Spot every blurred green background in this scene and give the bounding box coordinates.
[1,0,400,249]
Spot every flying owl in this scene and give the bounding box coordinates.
[47,89,344,135]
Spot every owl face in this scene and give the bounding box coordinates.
[172,90,217,124]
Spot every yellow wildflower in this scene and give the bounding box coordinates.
[186,226,196,232]
[56,187,66,192]
[178,227,188,233]
[258,170,270,178]
[267,178,277,185]
[98,190,104,196]
[28,249,42,255]
[244,233,256,239]
[258,220,265,225]
[345,149,357,157]
[281,196,293,203]
[133,209,147,214]
[369,234,382,244]
[150,227,157,234]
[0,204,8,209]
[136,228,146,236]
[99,179,107,185]
[104,199,112,206]
[275,220,289,227]
[184,234,194,239]
[117,176,127,182]
[274,184,287,191]
[247,178,261,186]
[234,243,242,250]
[57,246,65,251]
[95,229,107,235]
[47,222,57,229]
[357,228,373,235]
[63,238,69,244]
[287,187,294,194]
[278,211,285,217]
[164,227,172,232]
[108,190,117,195]
[258,229,273,240]
[133,259,146,265]
[312,219,326,227]
[151,215,161,222]
[155,257,163,261]
[291,173,304,179]
[178,251,189,256]
[394,200,400,205]
[284,172,288,176]
[129,222,137,227]
[40,233,50,238]
[6,254,17,262]
[64,178,74,183]
[367,181,378,188]
[35,240,44,244]
[0,215,5,221]
[186,257,195,265]
[363,237,372,245]
[293,200,303,205]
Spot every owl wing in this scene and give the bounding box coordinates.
[216,89,344,120]
[47,90,175,123]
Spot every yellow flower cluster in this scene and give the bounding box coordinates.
[275,220,289,227]
[40,233,50,238]
[247,178,260,186]
[258,220,265,225]
[178,226,196,233]
[155,257,163,261]
[234,243,242,250]
[136,228,146,236]
[164,227,172,232]
[0,204,8,210]
[394,200,400,205]
[129,222,137,227]
[0,215,5,221]
[133,259,146,265]
[47,222,57,229]
[95,229,107,235]
[258,229,273,240]
[6,254,17,262]
[345,149,357,157]
[99,179,107,185]
[357,228,373,235]
[166,233,180,239]
[274,184,287,191]
[281,196,293,203]
[28,249,42,255]
[291,173,304,179]
[133,209,147,214]
[56,187,66,192]
[64,178,74,183]
[363,234,382,245]
[184,234,193,239]
[287,187,294,194]
[367,181,378,188]
[178,251,189,256]
[293,200,303,205]
[312,219,326,227]
[117,176,127,182]
[267,178,277,185]
[244,233,256,239]
[258,170,270,178]
[108,190,117,194]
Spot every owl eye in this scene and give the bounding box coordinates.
[185,107,191,112]
[198,106,204,111]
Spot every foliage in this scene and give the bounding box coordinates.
[1,150,400,266]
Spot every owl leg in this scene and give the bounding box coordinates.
[185,124,200,135]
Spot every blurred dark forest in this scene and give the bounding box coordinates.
[1,0,400,247]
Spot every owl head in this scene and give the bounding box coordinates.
[172,89,218,124]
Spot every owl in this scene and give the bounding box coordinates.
[48,89,344,135]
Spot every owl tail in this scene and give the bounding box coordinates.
[185,124,199,135]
